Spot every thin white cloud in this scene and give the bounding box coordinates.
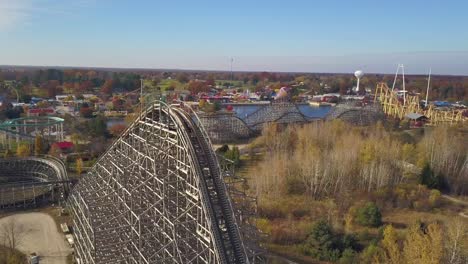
[0,0,32,30]
[0,0,93,31]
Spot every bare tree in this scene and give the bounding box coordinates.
[445,217,468,264]
[0,218,25,250]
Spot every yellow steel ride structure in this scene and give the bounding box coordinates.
[374,83,465,125]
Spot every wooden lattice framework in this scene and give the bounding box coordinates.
[68,102,250,264]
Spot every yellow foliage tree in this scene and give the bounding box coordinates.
[16,143,30,157]
[426,223,443,264]
[401,143,416,163]
[403,222,443,264]
[76,158,83,175]
[198,99,206,109]
[34,135,44,156]
[360,142,376,164]
[71,133,80,145]
[381,225,402,264]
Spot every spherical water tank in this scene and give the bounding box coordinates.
[354,70,364,79]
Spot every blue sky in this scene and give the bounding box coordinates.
[1,0,467,75]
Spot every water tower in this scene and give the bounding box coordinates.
[354,70,364,92]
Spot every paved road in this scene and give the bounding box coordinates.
[0,212,72,264]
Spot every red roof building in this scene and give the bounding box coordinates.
[53,141,74,152]
[28,108,55,116]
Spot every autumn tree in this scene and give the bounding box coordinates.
[176,73,189,83]
[36,100,50,108]
[124,113,137,125]
[206,74,215,86]
[80,106,94,118]
[45,80,60,98]
[251,121,405,200]
[109,123,127,137]
[167,81,177,91]
[152,78,161,87]
[76,158,83,175]
[416,127,467,194]
[381,225,402,264]
[71,133,80,145]
[70,133,81,152]
[403,222,443,264]
[187,80,209,94]
[445,218,467,264]
[34,135,44,156]
[49,143,62,157]
[198,99,206,109]
[111,96,125,110]
[101,80,113,95]
[401,143,416,163]
[16,143,30,157]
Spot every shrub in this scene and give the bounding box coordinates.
[215,144,229,154]
[302,220,363,262]
[255,218,272,234]
[308,220,335,248]
[304,220,341,261]
[360,243,384,264]
[286,177,306,195]
[428,189,441,207]
[258,203,287,219]
[270,221,307,245]
[419,163,449,192]
[80,106,94,118]
[340,234,359,252]
[291,207,309,218]
[355,202,382,227]
[224,146,240,166]
[339,249,357,264]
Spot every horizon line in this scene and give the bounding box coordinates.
[1,64,467,77]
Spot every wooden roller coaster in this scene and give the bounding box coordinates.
[374,82,466,125]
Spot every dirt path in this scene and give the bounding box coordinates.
[0,212,72,264]
[442,195,468,218]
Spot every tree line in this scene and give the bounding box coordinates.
[251,121,467,199]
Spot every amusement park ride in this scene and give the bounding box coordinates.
[0,116,65,148]
[373,65,466,125]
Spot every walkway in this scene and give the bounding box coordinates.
[442,195,468,218]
